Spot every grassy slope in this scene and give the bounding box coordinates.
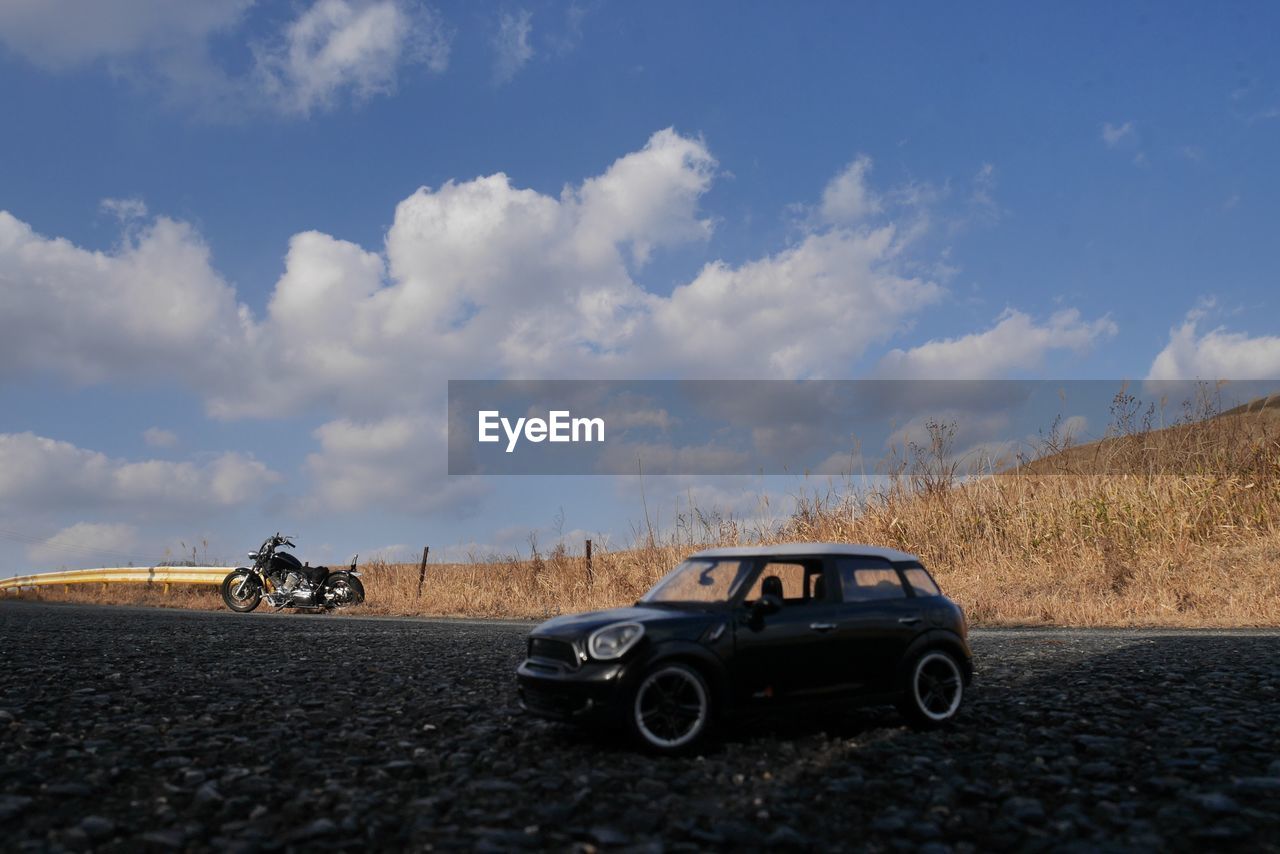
[13,398,1280,626]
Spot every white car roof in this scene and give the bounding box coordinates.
[688,542,920,563]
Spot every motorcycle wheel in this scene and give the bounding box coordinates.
[323,574,365,609]
[221,570,262,613]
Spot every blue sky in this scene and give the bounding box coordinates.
[1,1,1278,572]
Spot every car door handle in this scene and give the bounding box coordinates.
[898,616,921,624]
[809,622,837,632]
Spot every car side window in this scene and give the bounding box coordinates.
[836,558,906,602]
[744,561,827,606]
[902,566,941,597]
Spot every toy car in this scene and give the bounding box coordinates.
[516,543,972,753]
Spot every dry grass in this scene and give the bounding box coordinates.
[12,391,1280,626]
[10,583,223,612]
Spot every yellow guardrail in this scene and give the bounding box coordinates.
[0,566,236,592]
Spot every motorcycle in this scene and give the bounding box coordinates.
[220,533,365,613]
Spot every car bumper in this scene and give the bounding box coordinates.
[515,659,632,723]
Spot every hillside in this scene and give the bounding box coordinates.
[16,395,1280,626]
[339,396,1280,626]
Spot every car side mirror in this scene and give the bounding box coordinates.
[742,591,778,624]
[754,593,782,616]
[746,594,782,630]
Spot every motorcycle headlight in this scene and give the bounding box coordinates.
[587,622,645,660]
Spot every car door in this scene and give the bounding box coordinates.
[829,557,925,693]
[730,559,845,703]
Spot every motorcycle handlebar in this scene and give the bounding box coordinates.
[253,534,296,559]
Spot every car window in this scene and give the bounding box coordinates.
[640,559,752,603]
[835,558,906,602]
[902,567,941,597]
[743,561,825,605]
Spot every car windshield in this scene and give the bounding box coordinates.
[639,558,752,605]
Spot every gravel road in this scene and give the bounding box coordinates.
[1,600,1278,852]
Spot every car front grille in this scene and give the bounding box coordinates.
[529,637,579,669]
[521,686,592,719]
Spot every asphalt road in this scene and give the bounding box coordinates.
[1,600,1278,852]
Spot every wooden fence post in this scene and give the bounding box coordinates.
[417,546,429,599]
[585,539,593,587]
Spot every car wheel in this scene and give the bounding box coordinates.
[627,662,712,754]
[897,648,964,729]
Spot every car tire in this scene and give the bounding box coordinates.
[626,662,713,754]
[897,648,965,729]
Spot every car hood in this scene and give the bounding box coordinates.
[531,605,710,639]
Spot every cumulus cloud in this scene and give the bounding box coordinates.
[4,129,952,412]
[255,0,450,115]
[0,211,248,387]
[875,309,1117,379]
[0,432,281,515]
[1148,310,1280,380]
[820,155,881,224]
[1,128,1061,514]
[491,9,533,84]
[647,227,940,377]
[303,415,488,514]
[0,0,448,116]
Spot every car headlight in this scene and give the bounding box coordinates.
[587,622,645,660]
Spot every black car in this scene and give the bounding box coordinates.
[516,543,972,753]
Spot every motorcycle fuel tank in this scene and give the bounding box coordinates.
[270,551,303,573]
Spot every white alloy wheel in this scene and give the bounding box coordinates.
[911,650,964,722]
[632,664,709,750]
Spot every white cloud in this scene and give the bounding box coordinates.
[491,9,533,84]
[0,0,250,69]
[0,0,448,116]
[255,0,449,115]
[0,433,280,516]
[0,129,1042,517]
[1101,120,1136,147]
[4,129,951,409]
[0,130,709,418]
[571,128,717,264]
[820,155,881,224]
[303,415,488,513]
[875,309,1117,379]
[1148,309,1280,380]
[143,427,179,448]
[644,226,941,378]
[27,521,139,566]
[0,211,248,387]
